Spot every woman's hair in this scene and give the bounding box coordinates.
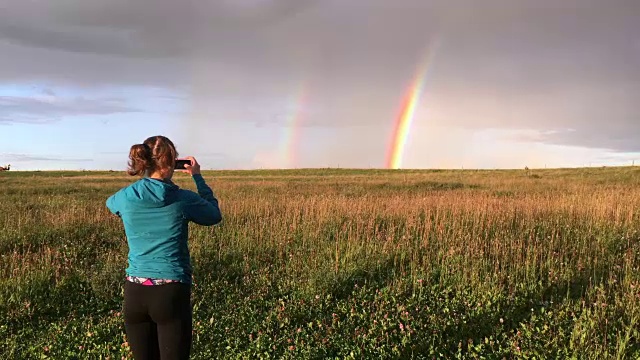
[127,135,178,176]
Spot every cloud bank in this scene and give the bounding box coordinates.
[1,0,638,160]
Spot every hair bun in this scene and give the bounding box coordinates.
[126,136,178,177]
[127,143,153,176]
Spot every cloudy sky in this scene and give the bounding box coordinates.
[1,0,638,170]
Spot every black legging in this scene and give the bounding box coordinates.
[123,281,192,360]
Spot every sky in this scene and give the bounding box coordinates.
[1,0,639,171]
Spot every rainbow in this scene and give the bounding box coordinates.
[280,83,308,168]
[386,38,441,169]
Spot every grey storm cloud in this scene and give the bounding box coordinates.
[0,94,140,124]
[0,0,639,152]
[0,153,92,162]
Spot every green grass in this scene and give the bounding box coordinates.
[1,166,639,359]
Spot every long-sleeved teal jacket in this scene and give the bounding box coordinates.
[106,174,222,283]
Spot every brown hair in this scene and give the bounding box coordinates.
[127,135,178,176]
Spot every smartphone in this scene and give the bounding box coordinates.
[175,159,191,170]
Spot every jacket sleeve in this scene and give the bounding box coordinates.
[183,174,222,226]
[106,190,122,217]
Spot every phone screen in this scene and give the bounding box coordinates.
[175,159,190,169]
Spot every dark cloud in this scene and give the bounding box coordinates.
[0,153,93,162]
[537,127,639,153]
[0,0,639,152]
[0,95,140,124]
[0,0,320,61]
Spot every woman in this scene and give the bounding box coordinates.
[106,135,222,359]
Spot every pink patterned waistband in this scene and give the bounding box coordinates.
[126,276,180,286]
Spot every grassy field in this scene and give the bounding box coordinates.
[1,166,639,359]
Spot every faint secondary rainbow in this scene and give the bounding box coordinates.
[386,37,442,169]
[280,82,308,168]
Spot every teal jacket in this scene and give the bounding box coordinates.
[106,174,222,284]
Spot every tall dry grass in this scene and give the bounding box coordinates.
[1,167,639,358]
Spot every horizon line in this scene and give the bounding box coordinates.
[1,164,637,172]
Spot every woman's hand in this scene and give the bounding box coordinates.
[181,156,201,176]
